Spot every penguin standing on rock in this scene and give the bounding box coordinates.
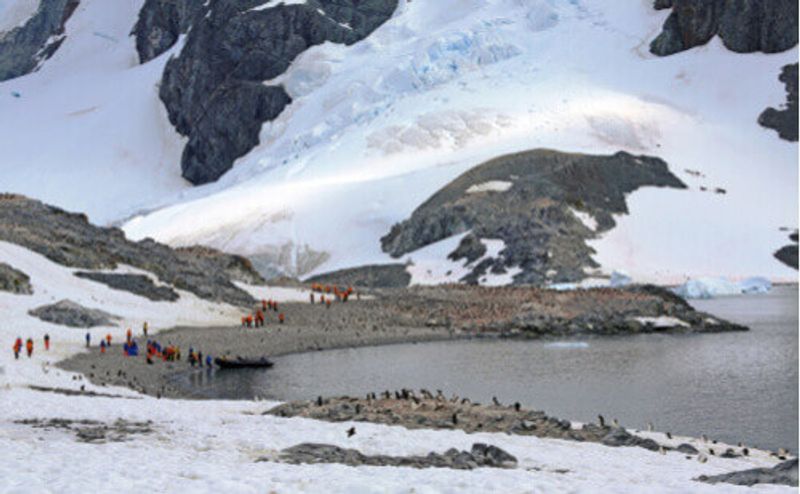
[598,415,605,428]
[347,426,356,438]
[492,396,501,406]
[514,402,521,412]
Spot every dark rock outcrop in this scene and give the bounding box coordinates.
[601,427,661,452]
[774,245,798,269]
[696,458,798,487]
[0,0,79,81]
[380,149,686,285]
[650,0,798,56]
[28,299,119,328]
[132,0,206,64]
[0,194,257,307]
[0,262,32,294]
[305,263,411,288]
[759,63,798,142]
[175,245,266,285]
[155,0,398,185]
[74,272,180,302]
[267,442,517,470]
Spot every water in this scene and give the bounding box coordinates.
[181,285,798,452]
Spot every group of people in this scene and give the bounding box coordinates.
[241,299,285,327]
[309,284,356,306]
[11,334,48,359]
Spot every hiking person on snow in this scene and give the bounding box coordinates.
[13,337,22,359]
[85,332,91,347]
[44,334,50,351]
[25,338,33,358]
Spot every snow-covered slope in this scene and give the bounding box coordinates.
[1,0,797,284]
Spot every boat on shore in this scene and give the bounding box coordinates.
[214,356,274,369]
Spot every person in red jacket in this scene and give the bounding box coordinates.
[278,313,285,324]
[25,338,33,358]
[13,337,22,359]
[44,334,50,351]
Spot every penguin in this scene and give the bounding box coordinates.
[737,442,743,448]
[492,396,501,406]
[742,447,749,457]
[708,448,715,456]
[701,434,708,443]
[666,432,672,440]
[461,398,471,405]
[514,402,521,412]
[316,396,323,407]
[452,413,458,425]
[658,446,666,455]
[355,404,362,415]
[598,415,605,427]
[394,391,401,400]
[647,422,654,432]
[612,418,620,428]
[698,454,708,463]
[347,426,356,438]
[778,448,788,457]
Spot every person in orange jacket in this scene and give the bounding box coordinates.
[13,337,22,359]
[126,328,132,342]
[261,299,267,311]
[106,333,112,346]
[278,313,285,324]
[44,334,50,351]
[100,340,106,354]
[310,292,315,304]
[241,316,246,327]
[246,314,253,327]
[25,338,33,358]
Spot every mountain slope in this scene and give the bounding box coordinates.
[0,0,797,285]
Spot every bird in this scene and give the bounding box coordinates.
[708,448,715,456]
[316,396,323,406]
[492,396,501,406]
[742,447,749,457]
[658,446,666,455]
[514,402,521,412]
[598,415,605,427]
[346,427,356,438]
[612,418,620,428]
[647,422,654,432]
[355,404,362,415]
[701,434,708,443]
[666,432,672,440]
[452,413,458,425]
[698,454,708,463]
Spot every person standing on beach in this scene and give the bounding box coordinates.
[43,334,50,351]
[25,338,33,358]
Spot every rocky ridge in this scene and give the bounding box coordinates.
[380,149,686,285]
[0,194,260,307]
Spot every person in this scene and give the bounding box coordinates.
[255,309,264,327]
[44,333,50,351]
[198,351,203,367]
[25,338,33,358]
[106,333,112,346]
[123,341,130,356]
[278,313,285,324]
[326,299,331,309]
[100,340,106,354]
[273,301,278,312]
[143,322,148,337]
[310,292,315,304]
[205,355,212,368]
[85,332,91,348]
[262,299,267,311]
[241,316,246,327]
[126,328,132,342]
[13,337,22,359]
[246,314,253,328]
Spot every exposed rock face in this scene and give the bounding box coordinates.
[28,299,119,328]
[154,0,398,184]
[175,245,266,285]
[74,272,180,302]
[0,194,258,307]
[650,0,798,56]
[0,262,32,294]
[305,264,411,288]
[380,149,686,285]
[16,418,154,444]
[267,442,517,470]
[774,245,798,269]
[0,0,79,81]
[759,63,798,142]
[696,458,798,487]
[132,0,205,64]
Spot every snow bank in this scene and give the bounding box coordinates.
[466,180,513,194]
[634,316,690,328]
[673,276,773,299]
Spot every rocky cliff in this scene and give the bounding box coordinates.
[0,0,79,81]
[650,0,797,56]
[381,149,686,285]
[759,63,798,142]
[138,0,397,185]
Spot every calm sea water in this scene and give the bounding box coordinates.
[180,285,798,452]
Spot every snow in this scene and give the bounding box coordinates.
[249,0,308,13]
[0,0,796,285]
[673,276,774,299]
[634,316,691,329]
[570,207,598,232]
[466,180,513,194]
[402,234,521,286]
[0,0,38,34]
[0,238,794,492]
